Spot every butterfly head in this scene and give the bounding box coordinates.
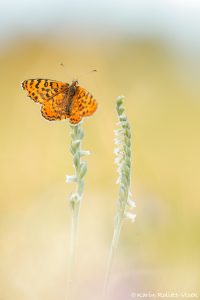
[69,80,78,96]
[72,79,79,86]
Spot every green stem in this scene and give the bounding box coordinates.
[66,123,87,300]
[103,213,124,299]
[67,202,80,300]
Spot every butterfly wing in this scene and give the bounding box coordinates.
[22,79,71,121]
[41,92,70,121]
[69,86,97,124]
[21,79,69,104]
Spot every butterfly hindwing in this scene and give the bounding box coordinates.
[41,92,70,121]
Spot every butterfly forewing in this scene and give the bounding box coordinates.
[71,86,97,118]
[22,79,69,103]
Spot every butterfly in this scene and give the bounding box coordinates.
[21,79,97,124]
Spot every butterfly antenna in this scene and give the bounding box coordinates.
[76,69,97,81]
[59,63,72,78]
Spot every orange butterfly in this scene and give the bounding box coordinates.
[21,79,97,124]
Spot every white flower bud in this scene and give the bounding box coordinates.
[124,212,136,223]
[66,175,77,183]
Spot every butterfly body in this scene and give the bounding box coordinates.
[65,80,78,115]
[21,79,97,124]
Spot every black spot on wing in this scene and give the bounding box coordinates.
[35,79,42,89]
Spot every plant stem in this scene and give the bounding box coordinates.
[67,202,80,299]
[103,217,123,299]
[66,123,88,300]
[103,96,135,299]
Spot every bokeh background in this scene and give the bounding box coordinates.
[1,0,200,299]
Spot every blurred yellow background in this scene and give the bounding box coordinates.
[0,1,200,299]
